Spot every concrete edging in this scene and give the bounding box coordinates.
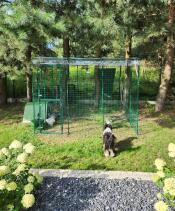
[31,169,154,181]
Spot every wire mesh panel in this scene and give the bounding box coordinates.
[67,65,104,133]
[32,58,140,135]
[129,65,140,134]
[32,65,65,134]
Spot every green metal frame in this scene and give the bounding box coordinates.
[32,57,140,135]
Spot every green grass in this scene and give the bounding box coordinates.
[0,103,175,172]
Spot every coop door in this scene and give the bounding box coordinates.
[33,65,67,134]
[120,66,140,134]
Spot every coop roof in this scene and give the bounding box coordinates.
[33,57,140,66]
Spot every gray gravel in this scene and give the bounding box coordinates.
[31,177,161,211]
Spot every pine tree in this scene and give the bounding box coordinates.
[0,1,16,104]
[0,0,63,101]
[48,0,81,104]
[81,0,117,106]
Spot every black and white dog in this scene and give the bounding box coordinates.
[103,120,116,157]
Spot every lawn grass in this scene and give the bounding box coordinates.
[0,103,175,172]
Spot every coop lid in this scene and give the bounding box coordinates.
[32,57,140,66]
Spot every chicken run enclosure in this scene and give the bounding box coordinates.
[32,57,140,135]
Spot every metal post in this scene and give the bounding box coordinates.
[32,69,36,133]
[129,67,132,126]
[76,65,79,88]
[119,66,121,107]
[38,68,41,132]
[43,67,46,123]
[66,69,70,135]
[101,65,104,129]
[56,65,60,133]
[136,65,140,135]
[60,65,64,134]
[76,65,79,117]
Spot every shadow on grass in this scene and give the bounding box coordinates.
[116,137,138,154]
[86,163,107,170]
[0,103,24,124]
[142,105,175,129]
[31,177,101,211]
[51,156,79,169]
[155,117,175,129]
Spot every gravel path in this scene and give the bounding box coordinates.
[32,177,160,211]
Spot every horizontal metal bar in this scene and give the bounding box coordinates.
[37,130,67,135]
[39,99,61,102]
[33,57,140,66]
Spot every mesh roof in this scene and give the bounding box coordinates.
[33,57,140,66]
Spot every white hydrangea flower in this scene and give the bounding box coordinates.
[154,201,168,211]
[163,187,169,195]
[168,143,175,157]
[6,204,14,210]
[156,193,162,199]
[24,183,34,193]
[152,174,161,183]
[0,179,7,190]
[6,182,17,191]
[21,194,35,208]
[0,165,10,176]
[7,204,15,210]
[23,143,35,154]
[157,171,165,178]
[154,158,166,170]
[9,140,22,149]
[33,173,43,184]
[27,176,35,183]
[0,150,5,159]
[17,164,26,171]
[12,164,26,176]
[17,153,28,163]
[168,143,175,153]
[12,170,20,176]
[1,148,9,156]
[168,151,175,158]
[164,177,175,196]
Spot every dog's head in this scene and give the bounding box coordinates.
[104,120,112,130]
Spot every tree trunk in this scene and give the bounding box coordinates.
[26,71,32,102]
[0,73,7,105]
[63,37,70,83]
[123,35,132,109]
[26,0,36,101]
[94,0,107,108]
[155,1,175,112]
[25,47,32,102]
[125,35,132,60]
[63,37,70,58]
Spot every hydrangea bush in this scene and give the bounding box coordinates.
[0,140,43,210]
[153,143,175,211]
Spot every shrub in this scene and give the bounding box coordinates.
[153,143,175,211]
[0,140,43,210]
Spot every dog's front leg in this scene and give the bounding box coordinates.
[109,149,115,157]
[104,149,109,157]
